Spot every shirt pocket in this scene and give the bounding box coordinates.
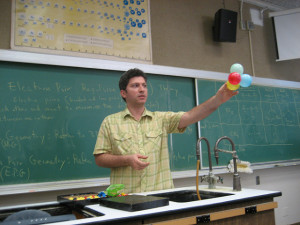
[145,131,162,152]
[112,133,134,154]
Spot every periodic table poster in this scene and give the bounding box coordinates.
[11,0,152,62]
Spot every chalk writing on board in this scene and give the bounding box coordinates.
[171,152,196,164]
[1,76,124,183]
[197,79,300,167]
[0,166,30,182]
[0,152,93,182]
[159,84,179,97]
[0,62,198,185]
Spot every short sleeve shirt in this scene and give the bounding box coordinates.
[93,108,186,193]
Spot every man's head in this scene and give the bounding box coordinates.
[119,68,148,102]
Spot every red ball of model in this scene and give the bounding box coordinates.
[228,72,241,85]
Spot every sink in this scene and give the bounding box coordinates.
[148,190,233,203]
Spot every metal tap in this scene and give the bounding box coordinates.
[196,137,223,189]
[214,136,241,191]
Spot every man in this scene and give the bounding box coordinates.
[93,68,238,193]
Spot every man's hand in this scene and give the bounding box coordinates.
[215,83,239,104]
[126,154,150,170]
[94,153,150,170]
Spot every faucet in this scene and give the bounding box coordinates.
[214,136,241,191]
[196,137,223,189]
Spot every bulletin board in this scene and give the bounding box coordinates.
[11,0,152,62]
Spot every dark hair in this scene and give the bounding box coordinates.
[119,68,147,91]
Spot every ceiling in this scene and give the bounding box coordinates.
[243,0,300,11]
[262,0,300,9]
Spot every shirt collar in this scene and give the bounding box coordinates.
[122,107,153,119]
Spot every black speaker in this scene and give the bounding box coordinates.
[213,9,237,42]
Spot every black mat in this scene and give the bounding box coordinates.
[99,195,169,212]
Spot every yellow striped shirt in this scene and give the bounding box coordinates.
[93,107,186,193]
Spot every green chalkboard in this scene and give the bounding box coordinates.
[0,61,197,186]
[197,79,300,167]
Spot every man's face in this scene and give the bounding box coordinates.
[121,76,148,106]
